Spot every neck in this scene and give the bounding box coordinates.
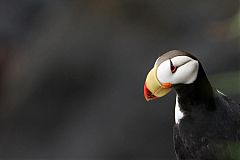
[173,65,215,112]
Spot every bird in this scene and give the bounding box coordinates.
[143,50,240,160]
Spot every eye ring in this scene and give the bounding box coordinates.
[170,59,177,73]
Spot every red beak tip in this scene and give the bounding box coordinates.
[144,83,157,101]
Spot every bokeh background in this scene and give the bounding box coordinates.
[0,0,239,159]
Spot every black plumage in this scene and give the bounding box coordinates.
[144,50,240,160]
[171,52,240,160]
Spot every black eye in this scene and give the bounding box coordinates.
[170,59,177,73]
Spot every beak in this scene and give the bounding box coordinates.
[144,66,172,101]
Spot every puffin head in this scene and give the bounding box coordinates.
[144,50,199,101]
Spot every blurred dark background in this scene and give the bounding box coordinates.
[0,0,239,159]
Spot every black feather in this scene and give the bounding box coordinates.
[170,51,240,160]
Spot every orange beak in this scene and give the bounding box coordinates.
[144,67,172,101]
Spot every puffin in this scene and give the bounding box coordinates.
[143,50,240,160]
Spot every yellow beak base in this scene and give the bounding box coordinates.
[144,66,171,100]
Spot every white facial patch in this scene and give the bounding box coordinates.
[175,95,184,124]
[156,56,199,85]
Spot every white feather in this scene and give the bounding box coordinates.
[175,95,184,124]
[217,90,226,96]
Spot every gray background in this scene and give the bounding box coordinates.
[0,0,239,159]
